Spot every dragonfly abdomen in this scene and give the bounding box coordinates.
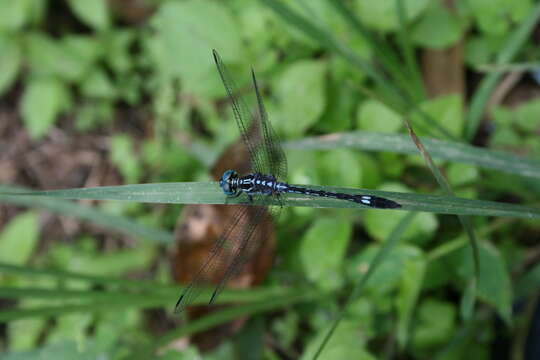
[284,185,401,209]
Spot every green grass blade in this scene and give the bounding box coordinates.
[3,183,539,218]
[0,299,169,322]
[476,62,540,73]
[465,2,540,140]
[329,0,424,102]
[285,131,540,179]
[0,262,176,291]
[133,288,323,359]
[261,0,405,112]
[0,185,173,245]
[325,0,454,140]
[0,287,169,301]
[403,122,480,322]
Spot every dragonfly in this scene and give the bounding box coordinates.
[174,49,401,313]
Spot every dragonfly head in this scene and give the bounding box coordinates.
[219,170,239,195]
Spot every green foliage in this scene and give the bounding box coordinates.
[275,60,327,137]
[110,135,142,183]
[411,94,464,137]
[412,299,456,349]
[355,0,430,32]
[2,339,106,360]
[299,218,351,290]
[411,3,464,48]
[21,78,70,139]
[150,0,242,96]
[0,212,38,265]
[1,0,540,358]
[66,0,110,31]
[449,240,513,324]
[0,35,21,95]
[356,99,402,133]
[468,0,532,35]
[303,320,375,360]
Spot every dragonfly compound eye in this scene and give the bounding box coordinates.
[219,170,238,195]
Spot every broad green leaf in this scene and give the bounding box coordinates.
[464,34,506,67]
[104,30,136,74]
[21,78,69,139]
[0,212,38,265]
[272,312,299,349]
[7,318,46,351]
[411,94,463,137]
[451,240,512,324]
[274,0,371,56]
[26,33,98,82]
[67,0,110,30]
[47,314,93,345]
[274,60,326,137]
[261,0,408,115]
[490,126,521,148]
[93,310,140,354]
[491,99,540,134]
[412,299,456,349]
[75,101,114,131]
[514,98,540,132]
[303,320,375,360]
[62,35,102,68]
[299,218,351,290]
[348,244,422,298]
[151,0,241,96]
[237,2,274,55]
[318,60,361,133]
[0,0,33,31]
[356,99,402,133]
[411,4,463,48]
[358,154,382,189]
[364,184,438,242]
[318,150,362,188]
[80,68,116,99]
[355,0,430,32]
[110,135,142,184]
[468,0,532,35]
[0,35,21,96]
[26,0,47,25]
[447,163,479,198]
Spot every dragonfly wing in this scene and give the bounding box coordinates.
[212,50,266,175]
[251,68,288,181]
[175,205,252,313]
[209,205,278,304]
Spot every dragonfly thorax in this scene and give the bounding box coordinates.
[220,170,283,197]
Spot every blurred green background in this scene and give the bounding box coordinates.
[1,0,540,359]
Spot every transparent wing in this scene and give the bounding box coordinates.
[212,50,266,175]
[175,205,264,313]
[207,205,275,304]
[250,69,288,180]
